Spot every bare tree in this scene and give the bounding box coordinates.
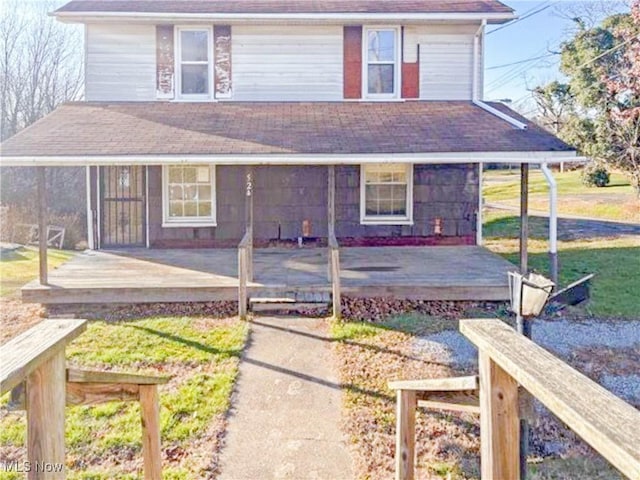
[1,0,83,140]
[1,1,85,243]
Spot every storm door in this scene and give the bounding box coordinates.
[100,166,146,247]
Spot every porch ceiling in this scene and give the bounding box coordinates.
[0,101,579,166]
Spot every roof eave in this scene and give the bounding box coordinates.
[52,11,516,25]
[0,151,582,167]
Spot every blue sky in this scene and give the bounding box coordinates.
[484,0,630,114]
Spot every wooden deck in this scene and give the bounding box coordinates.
[21,246,515,305]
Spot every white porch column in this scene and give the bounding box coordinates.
[541,163,558,286]
[86,166,95,250]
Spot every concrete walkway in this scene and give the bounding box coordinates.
[218,316,353,479]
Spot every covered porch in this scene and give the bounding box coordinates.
[21,245,515,305]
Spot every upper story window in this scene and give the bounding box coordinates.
[364,27,400,99]
[176,27,213,100]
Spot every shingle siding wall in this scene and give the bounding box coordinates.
[334,164,478,239]
[144,164,477,248]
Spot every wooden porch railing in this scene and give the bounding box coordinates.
[328,233,341,319]
[238,229,253,320]
[392,319,640,480]
[1,320,169,479]
[461,319,640,480]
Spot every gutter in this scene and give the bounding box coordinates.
[0,152,585,167]
[471,20,528,130]
[52,11,516,23]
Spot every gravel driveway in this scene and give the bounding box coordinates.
[414,318,640,403]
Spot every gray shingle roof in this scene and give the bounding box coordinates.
[55,0,514,15]
[0,101,574,157]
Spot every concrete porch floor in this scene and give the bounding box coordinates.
[21,246,515,304]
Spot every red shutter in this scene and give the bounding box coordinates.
[343,26,362,99]
[214,25,232,98]
[401,30,420,99]
[156,25,174,99]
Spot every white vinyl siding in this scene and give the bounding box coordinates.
[86,24,156,101]
[404,24,479,101]
[419,35,475,100]
[232,25,343,101]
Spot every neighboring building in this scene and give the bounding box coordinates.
[0,0,577,249]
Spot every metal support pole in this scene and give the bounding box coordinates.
[37,167,48,286]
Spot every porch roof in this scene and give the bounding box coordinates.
[0,101,579,166]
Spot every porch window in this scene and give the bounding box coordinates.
[364,28,400,98]
[163,165,216,227]
[361,164,413,225]
[176,27,213,99]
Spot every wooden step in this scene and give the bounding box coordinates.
[250,297,297,304]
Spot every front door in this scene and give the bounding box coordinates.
[100,166,146,247]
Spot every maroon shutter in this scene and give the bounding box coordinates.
[401,29,420,99]
[214,25,232,98]
[343,26,362,99]
[156,25,174,99]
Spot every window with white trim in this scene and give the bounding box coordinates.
[361,164,413,224]
[176,27,213,99]
[163,165,216,226]
[364,28,399,98]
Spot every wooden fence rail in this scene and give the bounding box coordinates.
[460,319,640,480]
[1,320,169,479]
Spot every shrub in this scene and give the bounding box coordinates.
[581,165,610,188]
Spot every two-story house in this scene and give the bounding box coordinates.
[1,0,577,252]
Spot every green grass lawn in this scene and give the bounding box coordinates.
[483,169,638,222]
[484,210,640,318]
[0,317,248,479]
[0,247,73,296]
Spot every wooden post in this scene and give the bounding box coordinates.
[26,350,65,479]
[245,167,254,282]
[140,385,162,480]
[328,165,336,238]
[331,248,341,320]
[238,247,247,320]
[479,351,520,480]
[519,163,529,276]
[37,167,48,286]
[395,389,416,480]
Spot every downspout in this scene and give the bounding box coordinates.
[472,20,528,130]
[473,21,486,246]
[541,163,559,286]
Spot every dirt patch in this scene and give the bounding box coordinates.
[0,297,46,344]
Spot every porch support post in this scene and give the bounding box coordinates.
[519,163,529,277]
[518,162,529,480]
[327,165,336,283]
[37,167,48,286]
[328,165,336,238]
[541,163,558,287]
[245,166,254,282]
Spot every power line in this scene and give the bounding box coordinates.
[487,53,557,70]
[574,35,639,70]
[487,1,557,35]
